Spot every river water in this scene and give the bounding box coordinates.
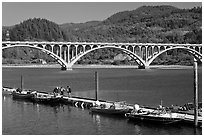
[2,67,202,135]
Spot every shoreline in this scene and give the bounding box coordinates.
[2,64,61,68]
[2,64,195,69]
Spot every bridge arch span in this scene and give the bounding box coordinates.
[146,46,202,66]
[2,44,70,69]
[70,46,146,67]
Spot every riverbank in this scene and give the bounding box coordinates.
[2,64,195,69]
[74,64,194,69]
[149,65,194,69]
[2,64,61,68]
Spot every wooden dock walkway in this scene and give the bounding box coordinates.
[61,95,134,110]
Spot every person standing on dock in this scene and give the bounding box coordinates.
[60,87,65,96]
[53,87,58,97]
[67,86,72,97]
[16,88,22,93]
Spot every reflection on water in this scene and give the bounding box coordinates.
[134,125,142,135]
[127,119,202,135]
[92,114,102,134]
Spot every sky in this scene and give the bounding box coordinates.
[2,1,202,26]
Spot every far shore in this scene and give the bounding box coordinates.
[2,64,61,68]
[2,64,196,69]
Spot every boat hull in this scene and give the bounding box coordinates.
[182,114,202,127]
[31,97,61,104]
[125,113,182,124]
[12,92,34,100]
[91,107,130,115]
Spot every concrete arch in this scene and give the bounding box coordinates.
[147,47,202,66]
[2,44,70,68]
[69,46,146,67]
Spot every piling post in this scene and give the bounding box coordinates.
[95,71,99,101]
[21,75,24,91]
[193,58,198,127]
[160,99,163,107]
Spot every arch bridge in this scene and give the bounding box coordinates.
[2,41,202,70]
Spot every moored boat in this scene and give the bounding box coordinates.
[90,101,131,115]
[125,111,183,124]
[31,91,62,104]
[170,102,202,115]
[125,104,184,124]
[3,86,17,95]
[12,89,34,99]
[3,86,16,92]
[178,113,202,127]
[91,106,130,115]
[169,102,202,127]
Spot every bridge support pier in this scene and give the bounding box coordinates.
[138,65,145,69]
[61,66,73,71]
[67,67,73,70]
[61,65,73,71]
[61,66,67,71]
[138,63,150,69]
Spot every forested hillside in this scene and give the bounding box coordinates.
[3,18,66,41]
[2,5,202,66]
[60,5,202,44]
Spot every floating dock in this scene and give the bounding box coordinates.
[2,86,202,128]
[61,95,134,109]
[2,86,134,110]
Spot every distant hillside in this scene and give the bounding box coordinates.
[104,5,179,24]
[2,6,202,43]
[60,21,101,41]
[2,5,202,66]
[2,18,65,41]
[59,5,201,43]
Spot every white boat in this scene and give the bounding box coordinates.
[2,86,16,95]
[91,101,131,115]
[125,104,184,124]
[125,109,184,124]
[178,113,202,127]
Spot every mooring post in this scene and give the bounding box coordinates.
[95,71,99,101]
[21,75,24,91]
[193,58,198,127]
[160,99,163,107]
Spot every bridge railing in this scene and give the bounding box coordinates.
[2,41,202,46]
